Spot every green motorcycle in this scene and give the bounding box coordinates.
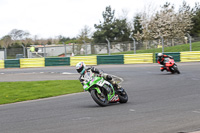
[82,72,128,107]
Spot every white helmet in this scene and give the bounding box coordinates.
[157,53,163,57]
[76,62,86,74]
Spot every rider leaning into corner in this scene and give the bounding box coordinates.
[157,53,173,71]
[76,62,122,90]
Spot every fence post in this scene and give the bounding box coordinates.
[129,33,136,54]
[160,36,164,53]
[21,44,26,58]
[3,46,7,59]
[106,38,111,55]
[187,33,192,51]
[43,44,46,58]
[82,40,87,56]
[63,42,67,57]
[130,37,136,54]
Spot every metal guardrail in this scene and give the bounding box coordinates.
[20,58,45,68]
[70,56,97,66]
[124,53,153,64]
[0,60,4,69]
[181,51,200,62]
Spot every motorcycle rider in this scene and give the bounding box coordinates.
[76,62,121,90]
[157,53,173,71]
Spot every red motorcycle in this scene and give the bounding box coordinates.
[160,57,180,74]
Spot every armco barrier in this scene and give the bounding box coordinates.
[180,51,200,62]
[155,52,180,62]
[20,58,45,68]
[124,53,153,64]
[0,60,4,69]
[5,59,20,68]
[97,55,124,65]
[70,56,97,66]
[45,57,70,66]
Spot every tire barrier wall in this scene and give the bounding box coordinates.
[124,53,153,64]
[0,60,4,69]
[5,59,20,68]
[20,58,45,68]
[70,56,97,66]
[45,57,70,66]
[155,52,181,63]
[97,55,124,65]
[1,51,200,69]
[180,51,200,62]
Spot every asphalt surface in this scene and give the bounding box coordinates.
[0,62,200,133]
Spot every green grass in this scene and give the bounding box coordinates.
[111,42,200,55]
[0,80,83,105]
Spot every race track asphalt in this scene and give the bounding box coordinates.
[0,62,200,133]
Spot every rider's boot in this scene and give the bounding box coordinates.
[160,67,166,72]
[103,74,123,92]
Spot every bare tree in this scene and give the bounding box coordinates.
[9,29,30,44]
[77,25,92,42]
[21,38,34,46]
[118,9,129,20]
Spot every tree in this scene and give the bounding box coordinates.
[132,13,143,35]
[93,5,131,43]
[1,35,12,48]
[58,35,71,43]
[21,38,34,47]
[112,18,131,42]
[177,1,193,37]
[190,2,200,37]
[77,25,92,43]
[9,29,30,41]
[9,29,30,46]
[133,3,157,41]
[93,5,116,43]
[135,2,193,42]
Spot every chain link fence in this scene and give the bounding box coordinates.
[0,36,199,59]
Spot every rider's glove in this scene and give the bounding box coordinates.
[91,67,96,72]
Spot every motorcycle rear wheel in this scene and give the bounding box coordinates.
[91,89,109,107]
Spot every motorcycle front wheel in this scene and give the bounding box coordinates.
[118,89,128,103]
[173,65,180,74]
[91,89,109,107]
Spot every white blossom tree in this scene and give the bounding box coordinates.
[135,2,193,47]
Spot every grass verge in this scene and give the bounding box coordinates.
[112,42,200,55]
[0,80,83,105]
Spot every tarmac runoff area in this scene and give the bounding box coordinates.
[0,63,200,133]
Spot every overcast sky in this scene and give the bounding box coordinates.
[0,0,198,39]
